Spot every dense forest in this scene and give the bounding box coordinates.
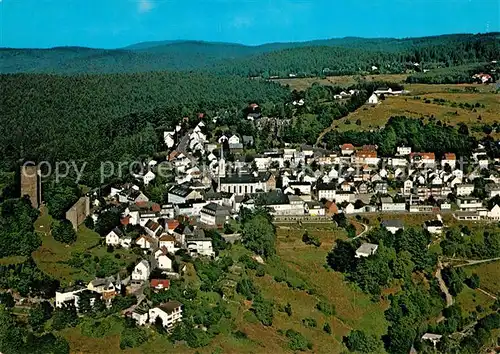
[0,72,290,186]
[1,33,498,75]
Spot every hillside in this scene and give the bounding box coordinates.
[1,33,498,75]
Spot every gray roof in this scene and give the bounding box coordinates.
[356,243,378,255]
[381,220,404,228]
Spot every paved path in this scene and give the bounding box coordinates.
[436,259,454,308]
[352,222,370,240]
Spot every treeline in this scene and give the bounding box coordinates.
[0,72,290,186]
[209,33,499,77]
[322,116,476,156]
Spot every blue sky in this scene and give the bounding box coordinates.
[1,0,499,48]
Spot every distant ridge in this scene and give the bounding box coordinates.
[0,33,498,75]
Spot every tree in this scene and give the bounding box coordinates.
[0,293,14,308]
[52,220,77,244]
[44,182,79,220]
[286,329,312,351]
[84,215,95,229]
[284,302,292,317]
[465,273,480,289]
[392,251,415,279]
[28,302,53,331]
[94,209,121,236]
[344,330,383,353]
[326,239,356,273]
[242,212,276,258]
[51,305,78,330]
[323,323,332,334]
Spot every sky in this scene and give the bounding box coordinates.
[1,0,499,48]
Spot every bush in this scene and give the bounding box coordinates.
[302,317,317,328]
[120,326,148,349]
[316,301,335,316]
[323,323,332,334]
[251,297,274,326]
[286,329,312,351]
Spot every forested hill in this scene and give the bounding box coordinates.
[0,72,289,185]
[1,33,498,75]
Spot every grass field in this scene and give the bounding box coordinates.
[32,206,137,286]
[465,260,500,297]
[312,82,499,143]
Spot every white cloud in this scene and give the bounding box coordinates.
[138,0,154,14]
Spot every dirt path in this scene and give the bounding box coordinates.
[436,259,454,308]
[477,288,498,300]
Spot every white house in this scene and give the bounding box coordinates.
[143,171,156,186]
[228,135,240,145]
[106,227,124,247]
[55,286,85,308]
[367,93,379,105]
[397,146,412,156]
[163,131,175,148]
[457,197,483,211]
[158,234,176,253]
[186,237,215,257]
[424,219,444,234]
[355,243,378,258]
[488,204,500,220]
[132,260,151,282]
[131,308,149,326]
[381,197,406,212]
[156,253,174,271]
[148,301,183,329]
[456,184,474,196]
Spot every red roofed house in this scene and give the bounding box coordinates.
[121,215,131,226]
[325,201,339,216]
[166,219,180,232]
[340,143,355,156]
[353,150,379,165]
[150,279,170,291]
[442,153,457,168]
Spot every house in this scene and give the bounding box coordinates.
[148,301,183,329]
[73,290,102,312]
[454,211,481,221]
[421,333,442,347]
[132,260,151,282]
[457,197,483,211]
[410,152,435,166]
[287,182,312,195]
[355,243,379,258]
[150,279,170,291]
[163,131,175,148]
[55,286,86,308]
[456,183,474,196]
[381,220,404,234]
[353,150,379,165]
[397,146,412,156]
[381,197,406,212]
[367,93,379,105]
[158,234,176,252]
[186,234,215,258]
[441,153,457,168]
[340,143,355,156]
[168,185,202,204]
[486,184,500,198]
[106,227,124,247]
[317,183,336,201]
[242,135,254,146]
[424,219,444,234]
[403,179,413,195]
[87,276,121,301]
[305,201,325,216]
[487,204,500,220]
[131,308,149,326]
[156,253,174,271]
[200,202,231,227]
[144,220,164,238]
[324,201,339,215]
[228,135,240,145]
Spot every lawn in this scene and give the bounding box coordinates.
[32,206,113,286]
[465,260,500,297]
[455,285,496,317]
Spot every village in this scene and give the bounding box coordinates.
[25,91,497,337]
